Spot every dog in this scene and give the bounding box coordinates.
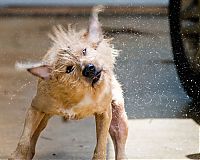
[10,6,128,160]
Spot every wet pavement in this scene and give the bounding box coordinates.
[0,15,199,159]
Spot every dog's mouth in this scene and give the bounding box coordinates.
[91,70,101,86]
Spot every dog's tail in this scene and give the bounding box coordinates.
[91,5,105,20]
[88,5,105,43]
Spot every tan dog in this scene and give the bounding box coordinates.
[10,6,128,160]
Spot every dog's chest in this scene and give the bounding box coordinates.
[60,86,111,119]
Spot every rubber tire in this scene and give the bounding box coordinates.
[169,0,200,101]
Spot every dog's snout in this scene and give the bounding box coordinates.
[82,64,102,85]
[82,64,96,78]
[87,64,95,72]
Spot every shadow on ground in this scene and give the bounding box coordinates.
[187,153,200,159]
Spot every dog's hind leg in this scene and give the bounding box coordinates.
[9,107,50,160]
[109,100,128,160]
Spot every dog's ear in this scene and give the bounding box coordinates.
[88,5,104,44]
[27,65,52,80]
[16,62,52,80]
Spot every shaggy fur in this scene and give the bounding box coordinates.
[10,6,128,160]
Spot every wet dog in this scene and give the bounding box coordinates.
[10,6,128,160]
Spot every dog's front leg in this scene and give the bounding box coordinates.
[10,107,46,160]
[29,114,51,159]
[93,105,112,160]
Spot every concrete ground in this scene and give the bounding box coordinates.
[0,14,200,159]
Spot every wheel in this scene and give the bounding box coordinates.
[169,0,200,100]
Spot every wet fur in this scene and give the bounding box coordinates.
[10,6,128,160]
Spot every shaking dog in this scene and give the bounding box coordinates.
[10,6,128,160]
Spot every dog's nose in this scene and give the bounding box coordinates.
[82,64,96,78]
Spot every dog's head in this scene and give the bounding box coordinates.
[18,6,119,94]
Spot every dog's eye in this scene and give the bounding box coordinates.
[82,48,87,56]
[66,66,74,73]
